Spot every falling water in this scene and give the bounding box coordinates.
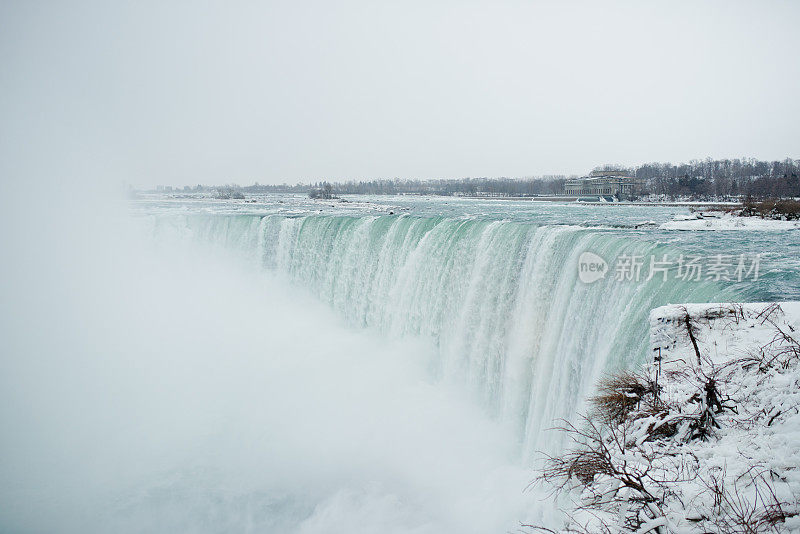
[150,212,730,459]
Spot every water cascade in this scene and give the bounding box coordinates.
[151,213,728,458]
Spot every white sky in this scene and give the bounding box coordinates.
[2,1,799,187]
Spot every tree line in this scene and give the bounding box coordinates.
[193,157,799,200]
[244,176,567,197]
[634,157,798,199]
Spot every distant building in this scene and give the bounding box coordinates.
[564,170,644,199]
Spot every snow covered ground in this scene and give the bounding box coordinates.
[648,302,800,532]
[660,213,800,231]
[534,302,800,533]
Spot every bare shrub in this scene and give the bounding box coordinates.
[698,469,798,534]
[589,371,658,425]
[741,199,800,221]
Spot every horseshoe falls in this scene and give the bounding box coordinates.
[5,195,796,534]
[150,209,736,459]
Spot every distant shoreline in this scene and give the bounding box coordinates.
[404,194,742,209]
[135,190,744,210]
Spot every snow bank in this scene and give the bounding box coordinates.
[534,302,800,533]
[660,213,800,231]
[650,302,800,365]
[648,302,800,531]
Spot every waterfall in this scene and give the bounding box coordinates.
[150,212,728,459]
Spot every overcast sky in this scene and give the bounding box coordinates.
[2,1,799,187]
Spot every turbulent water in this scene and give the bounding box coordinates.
[2,193,798,533]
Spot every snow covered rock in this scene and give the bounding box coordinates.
[660,213,800,231]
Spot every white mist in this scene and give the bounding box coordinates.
[0,205,540,533]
